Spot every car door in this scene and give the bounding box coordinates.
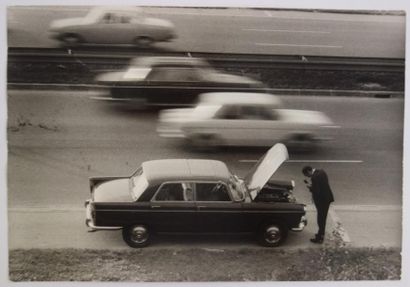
[144,66,206,105]
[212,105,287,146]
[149,182,196,232]
[194,181,246,233]
[83,12,134,44]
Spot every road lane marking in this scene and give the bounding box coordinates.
[322,125,342,128]
[255,43,343,49]
[239,159,363,163]
[244,28,330,34]
[333,205,402,211]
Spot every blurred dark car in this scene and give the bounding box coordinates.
[49,6,176,47]
[94,56,267,106]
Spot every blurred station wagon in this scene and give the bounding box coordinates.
[94,56,267,106]
[49,6,176,47]
[157,92,336,150]
[85,144,307,248]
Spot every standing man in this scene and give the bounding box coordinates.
[302,166,335,243]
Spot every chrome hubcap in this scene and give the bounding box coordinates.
[265,226,281,244]
[130,226,148,244]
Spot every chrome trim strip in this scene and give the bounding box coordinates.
[85,200,122,231]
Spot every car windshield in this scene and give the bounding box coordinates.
[229,174,246,201]
[192,104,221,120]
[123,67,151,80]
[130,167,149,201]
[84,8,105,23]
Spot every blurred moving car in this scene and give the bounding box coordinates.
[95,56,267,106]
[157,92,336,150]
[49,6,176,47]
[85,143,307,248]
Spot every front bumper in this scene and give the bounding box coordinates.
[85,199,122,232]
[291,216,307,232]
[156,123,186,138]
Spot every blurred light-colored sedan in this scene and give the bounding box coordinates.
[157,92,338,150]
[49,6,176,47]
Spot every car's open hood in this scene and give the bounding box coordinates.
[244,143,289,196]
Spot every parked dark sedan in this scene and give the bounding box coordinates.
[85,144,307,248]
[94,56,267,106]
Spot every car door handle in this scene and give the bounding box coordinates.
[151,205,161,208]
[197,206,207,209]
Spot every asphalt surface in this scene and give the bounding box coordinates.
[7,6,405,58]
[7,89,403,249]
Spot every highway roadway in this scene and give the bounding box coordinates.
[7,89,403,249]
[7,6,405,58]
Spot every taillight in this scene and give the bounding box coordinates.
[91,206,96,220]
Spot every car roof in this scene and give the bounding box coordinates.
[199,92,281,106]
[130,56,210,67]
[142,159,231,184]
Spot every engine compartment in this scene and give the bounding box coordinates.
[254,180,296,203]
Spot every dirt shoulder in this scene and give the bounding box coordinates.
[9,247,401,281]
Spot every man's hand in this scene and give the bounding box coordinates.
[304,179,312,191]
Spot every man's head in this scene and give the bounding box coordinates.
[302,166,314,177]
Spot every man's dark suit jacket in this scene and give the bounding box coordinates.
[310,169,334,207]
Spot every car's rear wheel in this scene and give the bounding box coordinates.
[133,36,154,48]
[60,34,83,47]
[258,223,287,247]
[122,224,151,248]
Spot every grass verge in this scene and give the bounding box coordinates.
[9,247,401,281]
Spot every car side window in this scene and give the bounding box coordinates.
[155,183,184,201]
[154,182,194,201]
[195,182,231,201]
[238,106,275,120]
[100,13,130,24]
[214,105,240,119]
[147,67,200,82]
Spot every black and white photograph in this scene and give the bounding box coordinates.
[1,0,408,285]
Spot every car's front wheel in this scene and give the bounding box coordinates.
[258,223,287,247]
[122,224,151,248]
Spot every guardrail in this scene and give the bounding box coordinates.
[8,47,405,72]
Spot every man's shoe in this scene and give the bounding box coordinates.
[310,237,323,244]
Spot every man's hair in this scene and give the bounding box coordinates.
[302,166,313,176]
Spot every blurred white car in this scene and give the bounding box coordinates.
[157,92,337,150]
[49,6,176,47]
